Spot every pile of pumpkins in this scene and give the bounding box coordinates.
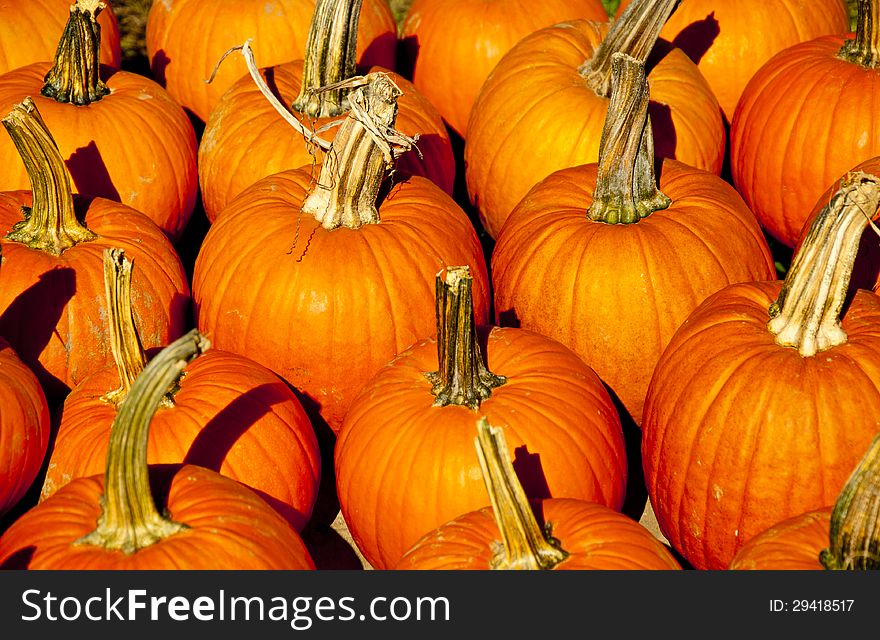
[0,0,877,572]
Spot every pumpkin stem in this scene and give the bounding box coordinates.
[820,433,880,570]
[2,98,96,256]
[579,0,678,97]
[768,172,880,357]
[587,54,671,225]
[839,0,880,68]
[293,0,363,118]
[75,330,210,554]
[42,0,110,105]
[302,72,419,230]
[424,267,505,409]
[474,418,569,570]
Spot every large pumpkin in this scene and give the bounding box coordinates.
[336,267,627,569]
[492,54,773,425]
[194,74,488,433]
[465,0,725,238]
[199,0,453,223]
[615,0,849,119]
[42,249,321,532]
[146,0,396,123]
[399,0,609,137]
[0,0,121,77]
[0,98,189,404]
[0,0,198,241]
[0,331,316,570]
[397,419,680,570]
[730,0,880,247]
[642,171,880,570]
[0,339,50,518]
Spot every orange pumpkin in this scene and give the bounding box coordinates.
[0,0,121,76]
[0,331,316,570]
[731,0,880,247]
[466,0,725,238]
[643,172,880,570]
[146,0,397,123]
[492,54,773,425]
[42,249,321,532]
[0,339,50,518]
[194,74,488,433]
[0,0,198,241]
[399,0,609,137]
[0,98,189,403]
[397,419,679,570]
[615,0,849,119]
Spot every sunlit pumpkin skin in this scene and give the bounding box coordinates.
[465,20,725,239]
[336,325,627,569]
[396,499,681,570]
[0,339,50,517]
[42,349,321,531]
[0,65,198,241]
[0,193,190,403]
[642,283,880,570]
[193,170,489,432]
[0,0,121,77]
[615,0,849,119]
[399,0,609,138]
[731,35,880,247]
[492,161,775,425]
[199,62,454,222]
[0,464,316,569]
[729,510,831,570]
[146,0,397,123]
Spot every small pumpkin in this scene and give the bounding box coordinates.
[337,267,627,569]
[0,0,198,241]
[146,0,397,123]
[0,98,189,404]
[492,53,773,425]
[199,0,453,223]
[731,0,880,247]
[0,331,316,570]
[399,0,609,137]
[0,338,50,518]
[397,418,680,570]
[194,73,488,432]
[42,249,321,532]
[465,0,725,238]
[730,432,880,570]
[642,171,880,570]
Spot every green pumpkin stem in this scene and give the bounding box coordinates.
[293,0,363,117]
[2,98,96,255]
[580,0,679,97]
[42,0,110,105]
[302,72,418,230]
[474,418,569,570]
[768,172,880,357]
[839,0,880,68]
[424,267,505,409]
[820,433,880,570]
[76,330,210,553]
[587,53,671,225]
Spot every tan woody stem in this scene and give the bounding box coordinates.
[839,0,880,68]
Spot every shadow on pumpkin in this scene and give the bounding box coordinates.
[67,141,121,203]
[671,13,720,65]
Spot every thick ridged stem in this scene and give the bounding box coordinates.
[293,0,363,117]
[839,0,880,68]
[2,98,96,255]
[579,0,679,97]
[42,0,110,105]
[768,173,880,357]
[76,330,210,553]
[587,54,670,224]
[424,267,506,409]
[475,418,569,570]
